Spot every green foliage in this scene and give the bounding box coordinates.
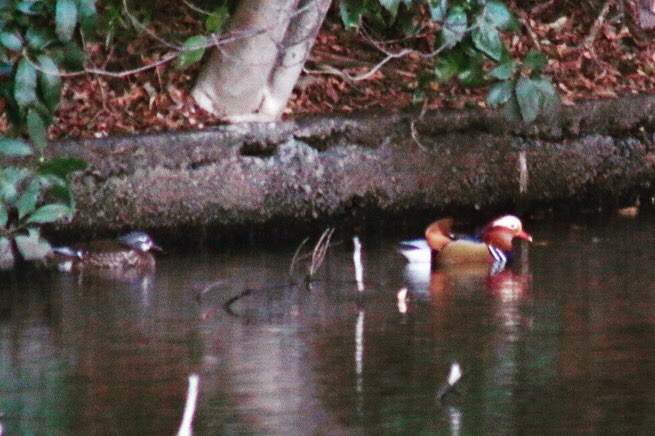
[0,138,33,156]
[177,2,232,68]
[487,51,559,123]
[0,152,87,269]
[338,0,558,123]
[55,0,78,41]
[176,35,208,69]
[205,5,229,32]
[0,0,93,269]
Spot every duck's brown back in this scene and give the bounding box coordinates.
[79,240,154,269]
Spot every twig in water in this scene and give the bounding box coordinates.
[352,236,364,292]
[223,288,253,316]
[289,237,310,277]
[436,362,462,401]
[177,374,200,436]
[195,279,227,302]
[223,283,294,317]
[309,228,335,278]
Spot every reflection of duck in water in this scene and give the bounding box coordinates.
[50,232,162,273]
[399,215,532,270]
[403,261,530,299]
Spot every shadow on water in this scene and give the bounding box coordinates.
[2,215,655,433]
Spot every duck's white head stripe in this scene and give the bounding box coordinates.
[491,215,522,230]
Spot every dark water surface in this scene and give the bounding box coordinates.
[2,216,655,434]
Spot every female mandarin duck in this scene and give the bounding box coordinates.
[51,231,162,271]
[399,215,532,269]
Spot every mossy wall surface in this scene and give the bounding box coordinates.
[36,95,655,233]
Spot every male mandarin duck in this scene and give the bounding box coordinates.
[399,215,532,269]
[50,231,162,271]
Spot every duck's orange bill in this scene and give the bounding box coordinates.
[517,230,533,243]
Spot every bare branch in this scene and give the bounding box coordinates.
[410,120,429,152]
[123,0,183,50]
[183,0,213,16]
[324,20,479,83]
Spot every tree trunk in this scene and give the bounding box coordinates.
[192,0,331,122]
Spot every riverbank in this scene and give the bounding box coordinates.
[30,94,655,240]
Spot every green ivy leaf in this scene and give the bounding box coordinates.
[0,203,7,227]
[17,178,40,219]
[435,48,464,82]
[0,137,32,156]
[14,57,38,108]
[176,35,207,69]
[523,50,548,74]
[489,60,515,80]
[76,0,98,38]
[457,59,485,88]
[0,237,14,271]
[486,80,514,107]
[26,26,55,50]
[0,62,11,76]
[339,0,366,28]
[441,5,467,47]
[516,77,540,122]
[533,77,560,115]
[15,227,52,261]
[0,32,23,51]
[76,0,97,19]
[52,41,85,70]
[205,5,229,32]
[47,183,74,207]
[27,109,48,151]
[412,70,434,104]
[55,0,78,42]
[25,203,71,223]
[501,93,522,123]
[483,0,513,30]
[533,77,557,97]
[16,0,40,15]
[472,21,503,61]
[429,0,448,21]
[379,0,402,18]
[0,167,29,203]
[37,54,61,110]
[38,157,88,178]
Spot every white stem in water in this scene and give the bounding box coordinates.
[177,374,200,436]
[353,236,364,292]
[448,362,462,386]
[397,287,409,314]
[437,361,463,400]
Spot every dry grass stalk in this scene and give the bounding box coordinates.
[309,228,335,277]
